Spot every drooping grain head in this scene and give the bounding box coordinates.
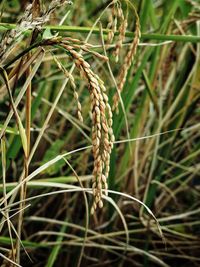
[60,44,114,213]
[112,4,141,112]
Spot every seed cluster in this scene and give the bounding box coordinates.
[61,44,114,213]
[112,9,141,112]
[106,2,141,112]
[113,4,127,62]
[53,54,83,122]
[0,3,33,63]
[107,4,118,44]
[113,18,128,62]
[107,2,127,62]
[0,0,72,63]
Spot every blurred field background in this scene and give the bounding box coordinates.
[0,0,200,266]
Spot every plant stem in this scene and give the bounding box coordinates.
[0,23,200,43]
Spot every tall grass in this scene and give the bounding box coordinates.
[0,0,200,266]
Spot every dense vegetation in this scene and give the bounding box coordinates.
[0,0,200,266]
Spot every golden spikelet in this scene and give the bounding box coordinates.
[52,52,83,123]
[113,18,128,62]
[112,4,141,112]
[113,4,127,62]
[60,43,114,213]
[107,3,118,44]
[73,90,83,123]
